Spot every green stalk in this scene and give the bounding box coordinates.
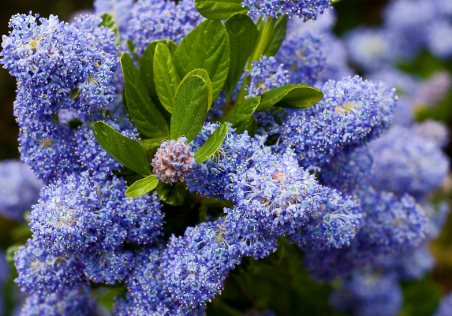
[233,17,277,107]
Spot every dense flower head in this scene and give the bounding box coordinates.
[304,187,428,281]
[414,119,449,148]
[127,0,203,56]
[0,160,43,221]
[329,272,403,316]
[276,30,326,85]
[94,0,134,35]
[368,125,450,200]
[1,13,119,122]
[20,286,99,316]
[258,75,396,167]
[428,20,452,60]
[152,136,196,184]
[414,71,452,107]
[246,56,289,98]
[242,0,331,21]
[186,123,266,198]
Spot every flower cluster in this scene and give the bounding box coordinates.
[246,56,289,98]
[242,0,331,21]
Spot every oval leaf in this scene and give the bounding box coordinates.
[173,20,230,101]
[220,96,260,133]
[276,83,323,108]
[156,182,192,206]
[171,74,210,142]
[154,43,181,113]
[256,84,296,111]
[187,69,213,110]
[125,175,159,197]
[195,0,248,20]
[224,14,258,94]
[194,123,229,164]
[121,53,169,138]
[140,40,177,99]
[93,121,151,176]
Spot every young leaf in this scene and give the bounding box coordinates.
[224,14,258,94]
[100,14,120,47]
[125,175,159,197]
[171,74,210,142]
[194,123,229,164]
[139,137,166,151]
[93,121,151,176]
[220,96,260,133]
[276,83,323,109]
[256,84,323,111]
[121,53,170,138]
[186,69,213,110]
[264,16,288,57]
[194,0,248,20]
[173,20,230,100]
[156,182,193,206]
[153,43,181,113]
[140,40,178,99]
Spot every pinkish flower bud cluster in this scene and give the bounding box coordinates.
[152,136,196,184]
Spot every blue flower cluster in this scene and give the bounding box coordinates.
[242,0,331,21]
[246,56,289,98]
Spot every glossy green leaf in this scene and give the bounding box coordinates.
[140,40,177,99]
[264,16,287,57]
[194,0,248,20]
[125,175,159,197]
[93,121,151,176]
[194,123,229,164]
[171,74,210,142]
[121,53,169,138]
[220,96,260,133]
[127,40,140,62]
[154,43,181,113]
[139,137,166,151]
[186,69,213,110]
[276,83,323,109]
[224,14,258,94]
[100,14,120,47]
[256,83,323,111]
[71,88,80,100]
[173,20,230,100]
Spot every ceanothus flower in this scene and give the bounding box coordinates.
[329,272,403,316]
[433,292,452,316]
[414,71,452,108]
[152,136,196,184]
[127,0,203,56]
[242,0,331,21]
[304,187,428,281]
[414,120,449,148]
[246,56,289,98]
[0,160,43,221]
[20,286,99,316]
[94,0,134,35]
[368,125,450,200]
[258,75,396,167]
[276,30,326,85]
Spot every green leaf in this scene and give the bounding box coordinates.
[194,123,229,164]
[71,88,80,100]
[186,69,213,110]
[173,20,230,100]
[171,74,210,142]
[256,83,323,111]
[6,244,21,268]
[153,43,181,113]
[224,14,258,94]
[194,0,248,20]
[139,137,166,151]
[140,40,177,99]
[276,83,323,109]
[125,175,159,197]
[264,16,287,57]
[156,182,192,206]
[127,39,140,62]
[100,14,120,47]
[93,121,151,176]
[220,96,260,133]
[121,53,169,138]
